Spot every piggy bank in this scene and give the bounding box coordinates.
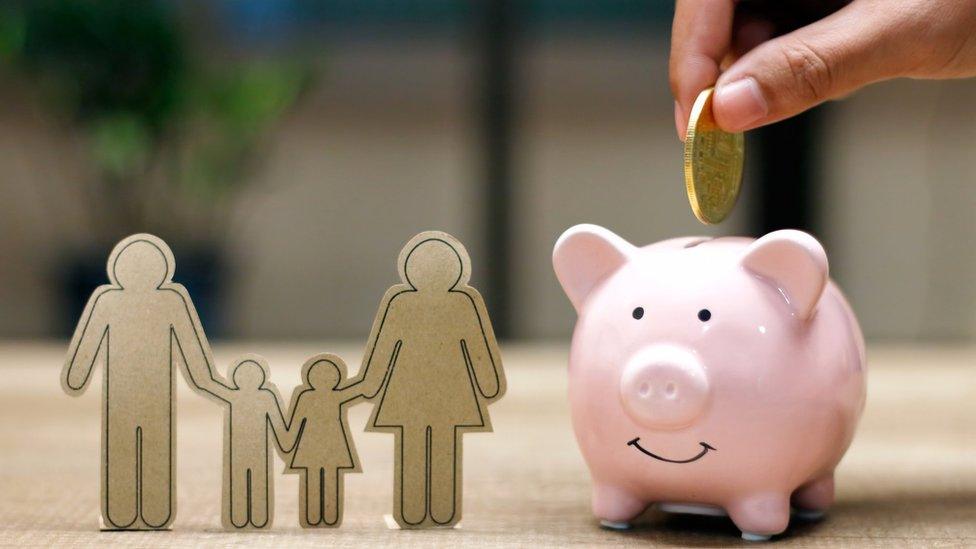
[552,225,866,541]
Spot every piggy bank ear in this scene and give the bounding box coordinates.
[553,224,635,312]
[741,230,828,320]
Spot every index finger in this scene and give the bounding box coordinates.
[669,0,736,139]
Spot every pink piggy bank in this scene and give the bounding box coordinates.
[552,225,866,541]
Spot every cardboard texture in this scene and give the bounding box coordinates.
[192,354,295,530]
[61,233,224,530]
[358,231,506,529]
[285,353,374,528]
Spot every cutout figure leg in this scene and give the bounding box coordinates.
[398,428,429,525]
[250,467,269,528]
[139,421,173,528]
[429,427,460,526]
[229,463,249,527]
[301,470,325,527]
[105,421,138,528]
[322,468,340,526]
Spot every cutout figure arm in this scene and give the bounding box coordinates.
[459,289,504,400]
[357,289,404,399]
[189,371,234,403]
[62,288,112,394]
[169,286,231,397]
[269,391,299,455]
[333,378,373,402]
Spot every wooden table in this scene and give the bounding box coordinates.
[1,342,973,547]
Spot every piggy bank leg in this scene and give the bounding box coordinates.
[727,493,790,541]
[791,473,834,520]
[592,483,647,530]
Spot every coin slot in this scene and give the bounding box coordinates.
[683,238,712,249]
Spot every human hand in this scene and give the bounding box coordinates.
[670,0,976,139]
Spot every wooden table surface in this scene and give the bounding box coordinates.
[0,341,973,547]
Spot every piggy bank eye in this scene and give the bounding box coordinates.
[632,307,645,320]
[698,308,712,322]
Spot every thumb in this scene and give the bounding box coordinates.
[711,1,910,132]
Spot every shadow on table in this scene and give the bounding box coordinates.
[612,490,976,546]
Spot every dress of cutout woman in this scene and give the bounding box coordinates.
[359,231,506,528]
[285,353,378,528]
[192,355,297,529]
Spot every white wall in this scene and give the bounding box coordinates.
[1,35,975,340]
[823,78,976,339]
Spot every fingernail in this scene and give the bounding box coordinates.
[714,77,767,131]
[674,101,687,141]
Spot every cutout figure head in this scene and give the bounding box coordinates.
[232,359,267,391]
[399,232,471,292]
[300,353,350,391]
[107,234,175,290]
[307,359,341,390]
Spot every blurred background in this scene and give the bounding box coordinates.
[1,0,975,343]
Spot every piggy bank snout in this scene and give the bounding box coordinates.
[620,346,710,430]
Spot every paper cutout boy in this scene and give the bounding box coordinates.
[191,354,297,529]
[358,231,506,528]
[284,353,380,528]
[61,233,223,529]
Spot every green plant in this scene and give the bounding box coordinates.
[1,0,311,245]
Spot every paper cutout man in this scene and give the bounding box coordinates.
[61,233,223,530]
[359,231,506,528]
[284,353,379,528]
[191,354,296,529]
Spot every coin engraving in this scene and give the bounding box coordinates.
[684,88,745,225]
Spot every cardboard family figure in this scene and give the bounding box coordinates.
[359,231,506,529]
[61,233,223,530]
[284,353,378,528]
[192,354,296,530]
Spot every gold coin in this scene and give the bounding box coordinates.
[683,87,744,225]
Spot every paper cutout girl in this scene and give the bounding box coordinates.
[359,231,506,528]
[61,233,223,530]
[284,353,379,528]
[192,354,297,529]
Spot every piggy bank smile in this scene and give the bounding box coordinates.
[627,438,716,464]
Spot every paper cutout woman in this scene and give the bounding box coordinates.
[61,233,223,530]
[285,353,379,528]
[359,231,506,528]
[191,354,297,529]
